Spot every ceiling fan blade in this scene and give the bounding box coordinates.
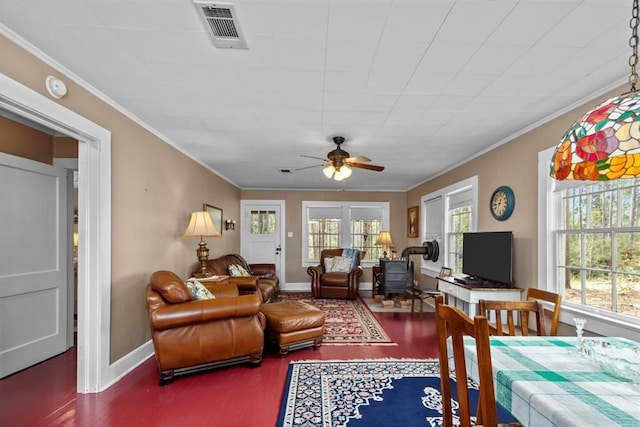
[294,164,322,171]
[346,155,371,163]
[300,154,328,161]
[348,162,385,172]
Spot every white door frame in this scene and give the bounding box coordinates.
[240,200,285,283]
[0,73,112,393]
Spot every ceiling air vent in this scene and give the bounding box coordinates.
[193,1,248,49]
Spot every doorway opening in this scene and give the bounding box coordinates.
[0,73,112,392]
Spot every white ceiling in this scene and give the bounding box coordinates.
[0,0,633,190]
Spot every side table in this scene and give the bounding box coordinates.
[372,265,381,297]
[193,275,230,284]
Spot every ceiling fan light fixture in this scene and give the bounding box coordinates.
[333,165,352,181]
[301,136,384,182]
[339,165,352,179]
[323,165,335,179]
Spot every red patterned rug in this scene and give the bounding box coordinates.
[277,293,394,345]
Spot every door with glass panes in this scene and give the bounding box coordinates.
[240,200,284,280]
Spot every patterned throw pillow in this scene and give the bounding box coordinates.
[228,264,251,277]
[323,257,335,272]
[342,248,359,271]
[326,256,353,273]
[186,280,215,300]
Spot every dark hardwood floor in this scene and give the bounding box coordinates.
[0,301,438,427]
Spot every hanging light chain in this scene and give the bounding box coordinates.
[629,0,639,91]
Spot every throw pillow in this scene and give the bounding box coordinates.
[186,280,215,300]
[342,248,359,270]
[327,256,352,273]
[228,264,251,277]
[323,257,335,272]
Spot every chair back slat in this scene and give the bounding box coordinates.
[526,288,562,336]
[478,299,546,337]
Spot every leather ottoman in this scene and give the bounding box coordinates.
[260,300,325,355]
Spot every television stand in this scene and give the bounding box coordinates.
[437,276,523,319]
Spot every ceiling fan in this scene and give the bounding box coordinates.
[298,136,385,181]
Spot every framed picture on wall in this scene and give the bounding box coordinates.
[203,204,223,235]
[407,206,419,237]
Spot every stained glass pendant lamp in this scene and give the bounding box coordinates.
[550,0,640,181]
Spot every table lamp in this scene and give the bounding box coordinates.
[183,211,221,278]
[375,231,395,259]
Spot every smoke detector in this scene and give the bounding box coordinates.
[193,1,248,49]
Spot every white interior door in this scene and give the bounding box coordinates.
[240,200,285,281]
[0,153,68,378]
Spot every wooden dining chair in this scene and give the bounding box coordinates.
[477,299,546,336]
[526,288,562,336]
[435,295,500,427]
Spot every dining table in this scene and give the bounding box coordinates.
[459,335,640,427]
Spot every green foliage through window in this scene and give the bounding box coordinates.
[447,206,472,273]
[556,178,640,317]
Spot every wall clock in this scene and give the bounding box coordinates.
[490,186,515,221]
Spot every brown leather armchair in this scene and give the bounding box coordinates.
[307,249,363,300]
[146,270,266,385]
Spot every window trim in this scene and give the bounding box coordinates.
[301,201,390,268]
[420,176,478,277]
[538,147,640,340]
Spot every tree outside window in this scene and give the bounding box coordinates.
[555,178,640,318]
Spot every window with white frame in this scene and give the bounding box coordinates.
[446,188,474,273]
[421,177,478,275]
[302,201,389,266]
[539,147,640,333]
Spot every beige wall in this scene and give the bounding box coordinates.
[241,189,407,283]
[0,115,53,163]
[407,84,627,290]
[1,34,242,362]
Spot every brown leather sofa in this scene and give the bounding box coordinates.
[201,254,280,303]
[146,270,266,385]
[307,248,363,300]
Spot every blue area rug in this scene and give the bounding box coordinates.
[276,359,517,427]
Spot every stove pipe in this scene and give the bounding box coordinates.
[400,240,439,262]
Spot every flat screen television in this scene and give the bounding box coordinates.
[462,231,513,285]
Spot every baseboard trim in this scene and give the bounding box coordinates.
[104,340,154,391]
[281,282,374,293]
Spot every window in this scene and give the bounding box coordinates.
[539,147,640,336]
[447,189,474,273]
[249,209,276,234]
[421,177,477,275]
[302,202,389,266]
[555,180,640,316]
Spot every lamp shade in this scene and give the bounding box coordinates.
[183,211,221,238]
[375,231,395,247]
[334,165,352,181]
[550,91,640,181]
[323,164,353,181]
